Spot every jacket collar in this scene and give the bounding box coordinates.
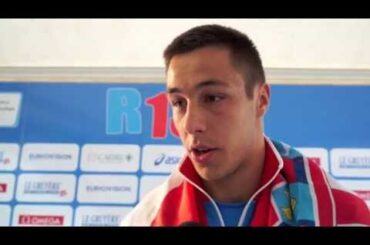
[177,136,284,201]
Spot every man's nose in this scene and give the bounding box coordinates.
[182,103,206,135]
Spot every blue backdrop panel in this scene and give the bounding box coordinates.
[0,82,369,226]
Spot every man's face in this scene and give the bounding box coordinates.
[166,46,268,182]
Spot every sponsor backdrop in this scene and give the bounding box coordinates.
[0,82,369,226]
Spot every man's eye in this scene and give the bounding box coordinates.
[171,99,186,108]
[204,95,224,103]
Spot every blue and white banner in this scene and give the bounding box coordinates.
[0,82,369,226]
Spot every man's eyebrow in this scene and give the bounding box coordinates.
[167,87,181,94]
[167,80,228,94]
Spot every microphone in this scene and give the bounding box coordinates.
[179,221,203,227]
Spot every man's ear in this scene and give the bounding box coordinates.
[256,83,270,117]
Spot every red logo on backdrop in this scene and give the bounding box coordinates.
[1,158,10,164]
[308,157,321,166]
[0,183,7,193]
[18,215,64,226]
[59,190,67,197]
[0,152,11,165]
[354,191,370,201]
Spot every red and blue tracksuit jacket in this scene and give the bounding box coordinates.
[121,137,370,226]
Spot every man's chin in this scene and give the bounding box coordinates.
[196,169,223,182]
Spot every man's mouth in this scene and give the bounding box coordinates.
[190,146,217,163]
[192,147,213,156]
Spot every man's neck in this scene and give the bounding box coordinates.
[203,137,266,203]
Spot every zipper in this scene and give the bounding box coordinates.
[237,137,284,226]
[178,136,284,227]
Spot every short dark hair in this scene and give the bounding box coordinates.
[163,24,266,98]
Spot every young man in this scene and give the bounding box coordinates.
[121,24,370,226]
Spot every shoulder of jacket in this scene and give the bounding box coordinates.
[120,170,185,226]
